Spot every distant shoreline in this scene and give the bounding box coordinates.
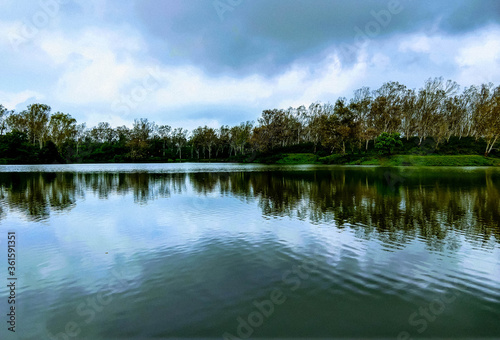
[1,154,499,167]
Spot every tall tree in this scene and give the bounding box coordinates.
[128,119,154,160]
[370,82,406,135]
[172,127,188,161]
[306,102,331,153]
[6,111,28,134]
[132,118,154,142]
[48,112,77,148]
[414,78,458,145]
[216,125,230,158]
[115,125,131,143]
[0,105,11,135]
[230,121,252,156]
[472,84,500,156]
[203,126,217,160]
[157,125,171,158]
[23,103,51,149]
[334,99,360,154]
[400,88,418,140]
[350,87,374,149]
[74,123,86,158]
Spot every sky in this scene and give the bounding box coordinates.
[1,0,499,131]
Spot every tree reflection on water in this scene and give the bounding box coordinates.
[0,168,499,247]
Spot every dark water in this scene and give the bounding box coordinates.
[0,164,499,339]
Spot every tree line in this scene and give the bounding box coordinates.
[0,77,499,164]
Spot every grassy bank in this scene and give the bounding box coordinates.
[256,153,500,166]
[244,137,500,166]
[274,153,320,164]
[379,155,500,166]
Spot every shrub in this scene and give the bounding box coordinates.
[375,133,403,156]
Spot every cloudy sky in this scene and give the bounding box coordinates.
[1,0,499,130]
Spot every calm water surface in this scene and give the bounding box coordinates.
[0,163,499,339]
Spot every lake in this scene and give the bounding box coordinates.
[0,163,499,339]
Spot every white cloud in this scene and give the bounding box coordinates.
[395,26,500,87]
[399,35,432,54]
[2,7,500,130]
[38,27,147,104]
[0,19,40,53]
[151,66,272,109]
[28,24,371,118]
[455,27,500,85]
[276,54,368,108]
[0,90,45,110]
